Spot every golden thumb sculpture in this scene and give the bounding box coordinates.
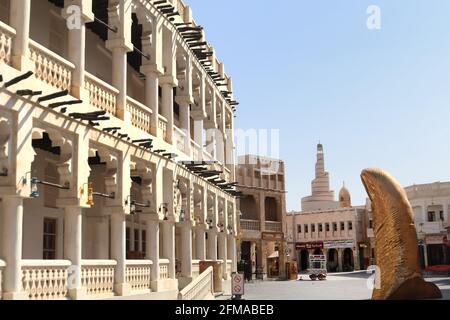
[360,168,442,300]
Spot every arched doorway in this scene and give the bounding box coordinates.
[343,248,354,271]
[299,250,309,272]
[327,249,338,272]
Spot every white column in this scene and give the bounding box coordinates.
[162,221,176,278]
[207,230,218,261]
[110,212,130,296]
[129,216,135,252]
[180,222,193,278]
[161,83,174,143]
[145,217,160,288]
[195,227,206,260]
[64,207,84,299]
[111,48,128,121]
[227,234,237,273]
[193,117,204,160]
[423,244,429,267]
[10,0,31,70]
[218,233,227,279]
[1,197,27,300]
[179,102,191,154]
[137,217,143,253]
[443,201,449,224]
[144,71,160,136]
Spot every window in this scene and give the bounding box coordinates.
[348,221,353,230]
[333,223,337,232]
[126,227,131,252]
[311,224,316,232]
[142,230,147,254]
[319,224,323,232]
[428,212,436,222]
[134,229,139,251]
[297,224,302,233]
[369,219,373,229]
[43,218,57,260]
[325,223,330,232]
[439,211,444,221]
[340,222,345,231]
[304,224,309,233]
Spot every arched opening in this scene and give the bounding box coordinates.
[327,249,338,272]
[343,248,354,272]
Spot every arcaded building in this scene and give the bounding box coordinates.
[286,144,370,272]
[236,155,287,279]
[0,0,239,300]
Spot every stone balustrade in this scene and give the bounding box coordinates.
[178,266,214,300]
[158,115,168,142]
[81,260,116,298]
[0,21,14,66]
[127,97,153,134]
[174,126,188,154]
[21,259,71,300]
[265,221,282,233]
[159,259,170,279]
[29,39,74,91]
[241,219,261,231]
[125,260,152,292]
[84,72,119,117]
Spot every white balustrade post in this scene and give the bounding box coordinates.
[110,212,131,296]
[227,234,237,273]
[162,221,176,279]
[1,197,27,300]
[64,207,85,299]
[207,230,218,261]
[10,0,32,70]
[180,222,193,278]
[195,226,206,260]
[218,233,227,279]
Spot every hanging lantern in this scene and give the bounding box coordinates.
[30,177,40,198]
[86,182,94,206]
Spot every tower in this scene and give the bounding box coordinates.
[339,182,351,208]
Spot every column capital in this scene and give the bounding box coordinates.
[141,63,164,77]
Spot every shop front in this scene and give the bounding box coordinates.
[295,241,324,272]
[323,240,357,272]
[424,235,449,267]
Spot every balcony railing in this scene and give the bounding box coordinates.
[29,39,74,92]
[81,260,116,298]
[265,221,282,233]
[84,72,119,117]
[178,266,213,300]
[21,259,71,300]
[241,219,261,231]
[159,259,170,279]
[0,21,14,66]
[158,115,168,143]
[126,97,153,134]
[125,260,152,292]
[419,221,447,234]
[0,259,4,299]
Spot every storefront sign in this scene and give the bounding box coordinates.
[295,242,323,250]
[262,232,284,241]
[426,235,447,245]
[323,240,355,249]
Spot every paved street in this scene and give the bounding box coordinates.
[219,271,450,300]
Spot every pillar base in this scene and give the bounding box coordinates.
[2,291,29,300]
[178,276,193,290]
[68,287,87,300]
[114,283,132,296]
[151,279,178,292]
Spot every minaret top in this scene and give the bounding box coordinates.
[317,142,323,153]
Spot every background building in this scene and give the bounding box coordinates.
[236,155,287,279]
[0,0,238,300]
[286,144,371,272]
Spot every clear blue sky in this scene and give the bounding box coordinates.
[187,0,450,211]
